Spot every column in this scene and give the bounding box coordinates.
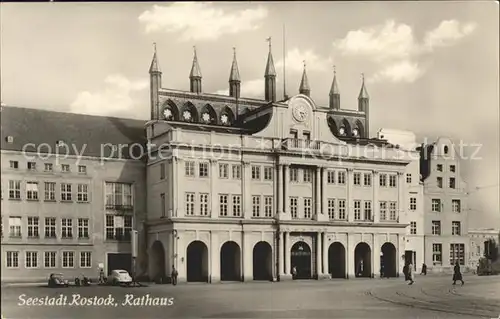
[278,231,285,277]
[397,172,404,222]
[346,168,354,222]
[322,232,328,276]
[210,159,218,218]
[242,162,251,219]
[347,234,355,279]
[322,168,328,216]
[373,170,379,223]
[208,231,212,283]
[171,157,178,217]
[316,232,322,277]
[315,167,321,217]
[278,164,284,214]
[285,232,291,275]
[284,165,290,214]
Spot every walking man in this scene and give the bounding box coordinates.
[171,265,178,286]
[452,261,464,286]
[420,263,427,275]
[407,263,415,285]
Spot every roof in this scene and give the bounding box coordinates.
[1,106,147,159]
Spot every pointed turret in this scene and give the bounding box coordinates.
[189,46,202,93]
[264,37,276,102]
[358,73,370,138]
[358,73,369,100]
[329,66,340,109]
[229,48,241,99]
[150,43,162,120]
[299,61,310,97]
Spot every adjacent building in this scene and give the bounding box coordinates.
[468,228,499,269]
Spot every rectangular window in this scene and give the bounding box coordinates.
[61,183,72,201]
[44,251,56,268]
[8,180,21,199]
[432,199,441,212]
[303,169,313,183]
[437,177,443,188]
[44,163,53,172]
[199,162,209,178]
[437,164,443,172]
[80,252,92,268]
[62,251,74,268]
[9,161,18,169]
[449,243,465,266]
[379,174,387,187]
[105,215,132,241]
[232,195,241,217]
[389,202,397,221]
[78,165,87,174]
[379,201,387,221]
[185,161,195,177]
[304,198,312,219]
[26,182,39,200]
[252,195,261,217]
[337,199,346,220]
[353,172,361,186]
[337,171,346,185]
[264,196,273,217]
[354,200,361,220]
[290,168,299,182]
[452,221,461,236]
[327,171,335,184]
[77,184,89,202]
[432,244,442,265]
[78,218,89,239]
[251,165,261,180]
[160,193,166,217]
[363,173,372,186]
[219,163,229,179]
[364,201,372,221]
[45,217,56,238]
[409,197,417,211]
[389,175,397,187]
[450,165,456,173]
[25,251,38,268]
[406,173,412,183]
[27,217,39,238]
[290,197,298,218]
[410,221,417,235]
[44,182,56,201]
[9,216,22,238]
[449,177,456,189]
[6,251,19,268]
[185,192,195,215]
[328,198,335,220]
[27,162,37,170]
[219,194,228,217]
[452,199,461,213]
[263,167,273,181]
[432,221,441,235]
[105,182,133,208]
[200,193,209,216]
[232,165,241,179]
[61,218,73,239]
[61,164,70,172]
[160,163,165,180]
[303,131,310,140]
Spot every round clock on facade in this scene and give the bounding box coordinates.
[292,103,309,122]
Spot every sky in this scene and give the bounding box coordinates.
[1,2,499,228]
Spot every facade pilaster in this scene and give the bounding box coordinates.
[322,232,329,277]
[210,159,218,218]
[210,231,220,282]
[315,167,321,216]
[284,165,290,213]
[373,170,379,223]
[242,161,251,219]
[321,168,327,216]
[171,157,178,217]
[373,234,380,278]
[278,231,285,278]
[397,171,404,222]
[316,232,322,277]
[347,168,354,222]
[278,164,284,214]
[242,231,252,281]
[347,233,355,278]
[285,232,291,275]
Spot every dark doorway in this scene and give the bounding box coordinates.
[220,241,241,281]
[381,243,397,278]
[404,250,413,267]
[107,253,132,276]
[150,241,166,281]
[354,242,371,278]
[187,241,209,282]
[291,241,312,279]
[328,242,346,278]
[253,241,273,280]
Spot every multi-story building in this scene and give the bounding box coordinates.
[468,228,499,270]
[145,44,411,283]
[377,129,425,273]
[418,138,470,273]
[0,108,147,282]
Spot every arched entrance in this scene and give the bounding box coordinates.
[328,242,346,278]
[253,241,273,281]
[381,242,397,278]
[220,241,241,281]
[354,242,372,278]
[150,241,165,282]
[186,241,209,282]
[291,241,312,279]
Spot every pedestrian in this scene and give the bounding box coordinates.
[452,261,464,286]
[98,267,105,285]
[292,266,297,279]
[171,265,178,286]
[420,263,427,275]
[407,263,414,285]
[403,263,409,281]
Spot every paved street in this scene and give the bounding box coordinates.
[2,275,499,319]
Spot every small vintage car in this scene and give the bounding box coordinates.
[48,273,69,288]
[108,269,132,286]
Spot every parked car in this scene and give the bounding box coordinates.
[48,273,69,288]
[108,269,132,286]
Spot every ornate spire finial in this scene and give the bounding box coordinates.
[193,45,197,57]
[153,42,156,54]
[303,60,306,69]
[361,72,365,82]
[233,47,236,57]
[333,65,336,75]
[266,36,272,51]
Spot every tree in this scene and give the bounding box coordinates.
[484,239,499,262]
